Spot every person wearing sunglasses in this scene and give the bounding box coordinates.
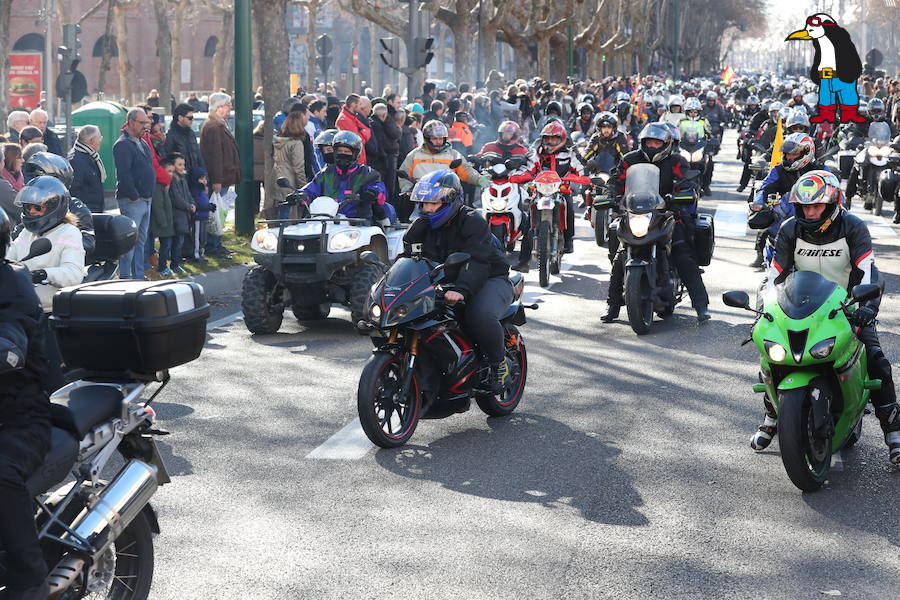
[164,103,206,178]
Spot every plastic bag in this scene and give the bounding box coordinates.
[207,191,226,236]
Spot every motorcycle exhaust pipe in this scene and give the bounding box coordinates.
[66,460,159,559]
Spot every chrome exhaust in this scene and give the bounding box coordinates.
[66,460,158,559]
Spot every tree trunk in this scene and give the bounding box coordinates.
[114,2,133,102]
[213,9,234,92]
[306,2,318,90]
[536,35,550,81]
[549,34,566,82]
[451,13,474,86]
[509,38,529,80]
[0,0,11,130]
[482,23,499,78]
[97,0,115,97]
[437,24,446,79]
[172,1,189,100]
[152,0,173,112]
[254,0,289,211]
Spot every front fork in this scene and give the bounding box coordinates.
[396,331,419,404]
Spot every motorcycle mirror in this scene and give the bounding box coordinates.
[359,250,381,266]
[22,237,52,262]
[722,290,751,309]
[449,158,463,169]
[276,177,293,189]
[850,283,881,304]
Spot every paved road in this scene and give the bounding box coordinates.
[147,130,900,599]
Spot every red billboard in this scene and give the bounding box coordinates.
[9,54,42,111]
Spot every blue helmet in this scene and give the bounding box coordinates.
[411,169,463,229]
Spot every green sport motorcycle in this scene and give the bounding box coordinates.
[723,271,883,492]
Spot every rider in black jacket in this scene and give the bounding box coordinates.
[602,123,711,324]
[754,170,900,464]
[404,170,512,394]
[0,207,52,600]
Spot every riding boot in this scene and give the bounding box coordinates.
[874,404,900,465]
[751,395,778,451]
[750,232,766,268]
[490,360,509,395]
[602,251,624,323]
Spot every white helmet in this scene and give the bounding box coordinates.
[668,94,685,111]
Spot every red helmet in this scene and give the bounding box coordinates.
[539,121,567,153]
[497,120,521,142]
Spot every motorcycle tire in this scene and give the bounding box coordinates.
[491,223,510,253]
[843,417,863,449]
[357,352,420,448]
[625,268,653,335]
[292,303,331,321]
[550,228,563,275]
[538,220,550,288]
[241,266,284,334]
[593,208,608,247]
[349,263,385,331]
[476,325,528,417]
[778,387,832,492]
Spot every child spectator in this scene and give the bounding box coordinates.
[167,153,195,274]
[189,166,210,262]
[152,158,177,276]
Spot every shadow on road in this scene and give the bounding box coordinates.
[375,413,648,527]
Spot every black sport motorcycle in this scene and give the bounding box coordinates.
[356,251,534,447]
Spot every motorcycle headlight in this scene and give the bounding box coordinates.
[810,337,836,359]
[490,198,507,211]
[877,146,893,158]
[628,213,651,237]
[370,304,382,319]
[764,341,787,362]
[328,230,360,251]
[680,149,691,160]
[251,229,279,253]
[691,150,704,163]
[867,145,879,157]
[535,181,561,196]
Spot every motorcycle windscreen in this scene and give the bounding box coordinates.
[623,163,665,213]
[868,121,891,143]
[776,270,839,320]
[681,122,703,144]
[591,152,616,174]
[384,257,432,288]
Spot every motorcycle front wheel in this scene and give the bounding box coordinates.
[537,220,550,287]
[490,223,510,253]
[550,227,563,275]
[593,208,608,247]
[778,387,832,492]
[625,268,654,335]
[476,325,528,416]
[357,352,421,448]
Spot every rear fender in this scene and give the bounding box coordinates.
[141,502,161,534]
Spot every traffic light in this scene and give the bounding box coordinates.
[57,23,86,103]
[315,34,333,80]
[379,37,400,70]
[601,54,607,62]
[413,37,434,69]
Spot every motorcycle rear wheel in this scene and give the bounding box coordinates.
[538,220,550,287]
[476,325,528,417]
[357,352,421,448]
[778,387,832,492]
[625,268,653,335]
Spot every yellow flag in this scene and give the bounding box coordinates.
[770,116,784,169]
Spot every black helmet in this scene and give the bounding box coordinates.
[22,143,48,164]
[638,122,674,163]
[15,176,71,235]
[24,152,74,188]
[314,128,338,148]
[869,97,886,121]
[545,101,562,116]
[577,102,594,117]
[0,207,10,261]
[331,130,363,160]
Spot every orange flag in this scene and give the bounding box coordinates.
[721,65,736,85]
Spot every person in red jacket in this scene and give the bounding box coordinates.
[509,121,590,253]
[335,94,372,165]
[477,121,529,164]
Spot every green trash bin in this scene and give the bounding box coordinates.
[72,101,128,193]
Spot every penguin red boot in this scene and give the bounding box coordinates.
[809,104,836,123]
[839,104,867,123]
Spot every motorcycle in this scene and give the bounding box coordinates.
[746,141,772,203]
[356,251,534,448]
[585,152,617,247]
[472,156,529,253]
[530,170,581,288]
[83,213,138,282]
[613,164,696,335]
[679,122,710,175]
[723,273,883,492]
[0,239,210,599]
[876,137,900,220]
[858,122,895,216]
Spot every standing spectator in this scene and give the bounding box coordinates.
[372,102,401,205]
[164,103,206,175]
[408,112,425,147]
[189,167,210,261]
[68,125,106,213]
[396,108,416,164]
[307,100,326,172]
[151,158,176,276]
[0,176,16,224]
[357,96,382,170]
[18,127,43,148]
[420,82,436,111]
[113,108,155,279]
[252,120,267,214]
[325,96,341,129]
[28,109,62,156]
[272,107,313,219]
[131,105,171,273]
[199,92,240,256]
[6,111,29,142]
[1,144,25,192]
[423,100,444,125]
[166,153,195,274]
[273,96,301,132]
[335,94,372,164]
[186,92,202,112]
[146,89,161,107]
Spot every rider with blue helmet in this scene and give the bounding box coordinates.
[405,169,513,394]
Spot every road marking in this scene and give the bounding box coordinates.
[714,203,749,237]
[306,417,373,460]
[206,311,243,331]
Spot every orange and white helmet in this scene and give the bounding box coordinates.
[539,121,567,153]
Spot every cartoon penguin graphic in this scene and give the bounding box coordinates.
[785,13,864,123]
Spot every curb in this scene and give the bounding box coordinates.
[188,263,252,298]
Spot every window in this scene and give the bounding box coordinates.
[92,35,119,57]
[13,33,44,52]
[204,36,218,58]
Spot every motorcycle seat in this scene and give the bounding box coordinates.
[50,385,124,439]
[26,426,79,497]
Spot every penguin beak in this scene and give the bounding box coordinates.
[785,29,813,41]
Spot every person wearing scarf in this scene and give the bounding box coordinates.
[1,143,25,192]
[68,125,107,213]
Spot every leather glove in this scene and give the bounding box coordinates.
[208,203,217,212]
[478,175,491,188]
[360,188,378,204]
[850,305,877,328]
[31,269,48,284]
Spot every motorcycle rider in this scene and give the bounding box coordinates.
[313,128,338,168]
[615,99,639,146]
[583,112,629,166]
[747,133,822,269]
[509,121,591,254]
[844,99,895,209]
[295,131,395,227]
[740,95,761,129]
[756,170,900,465]
[404,170,513,395]
[787,88,812,114]
[602,122,711,324]
[702,91,727,143]
[570,102,595,138]
[680,98,714,197]
[661,95,686,128]
[0,207,51,600]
